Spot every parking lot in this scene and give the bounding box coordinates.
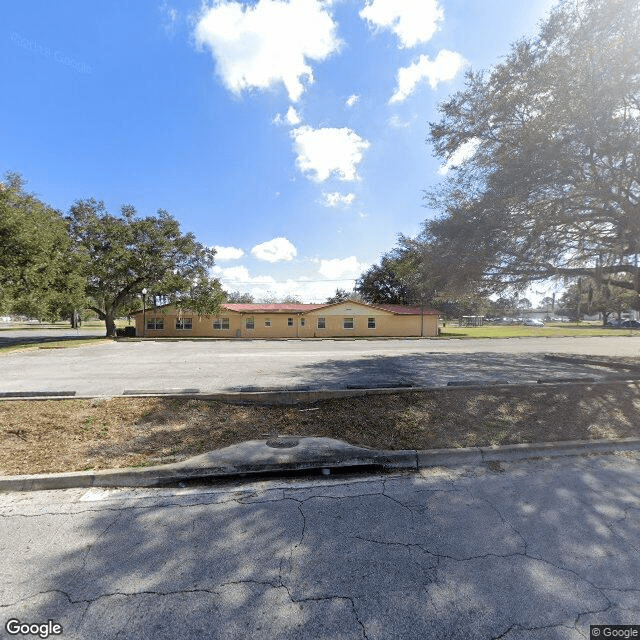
[1,335,639,396]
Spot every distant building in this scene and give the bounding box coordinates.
[133,300,439,338]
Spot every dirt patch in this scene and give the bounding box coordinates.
[1,381,640,476]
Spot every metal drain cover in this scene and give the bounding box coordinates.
[266,438,300,449]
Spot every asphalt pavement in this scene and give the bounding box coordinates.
[2,333,639,638]
[2,452,639,639]
[0,326,105,347]
[1,335,639,396]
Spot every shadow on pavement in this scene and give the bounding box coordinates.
[6,454,640,637]
[0,335,107,348]
[288,351,620,389]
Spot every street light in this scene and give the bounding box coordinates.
[142,288,147,338]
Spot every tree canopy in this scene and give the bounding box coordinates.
[422,0,640,298]
[67,199,223,336]
[558,276,638,322]
[225,290,255,303]
[0,173,85,319]
[325,288,352,304]
[355,252,416,305]
[354,240,488,317]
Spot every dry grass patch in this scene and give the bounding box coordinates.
[1,381,640,475]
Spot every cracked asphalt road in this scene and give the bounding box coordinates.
[1,452,639,639]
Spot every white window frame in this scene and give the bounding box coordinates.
[343,317,354,330]
[287,317,294,327]
[175,317,192,330]
[246,317,255,330]
[367,317,376,329]
[213,317,229,330]
[317,317,326,329]
[146,317,164,330]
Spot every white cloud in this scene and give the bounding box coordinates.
[251,237,298,262]
[213,264,358,303]
[274,105,302,126]
[437,137,480,175]
[285,105,301,125]
[360,0,443,48]
[212,265,256,282]
[291,125,370,182]
[345,94,359,108]
[318,256,364,279]
[160,1,179,33]
[390,50,465,103]
[387,114,415,128]
[194,0,341,102]
[322,192,355,207]
[213,245,245,261]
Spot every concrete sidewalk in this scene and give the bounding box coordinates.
[3,435,640,492]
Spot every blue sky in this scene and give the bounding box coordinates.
[2,0,556,302]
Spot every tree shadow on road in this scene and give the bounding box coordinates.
[4,452,640,638]
[0,335,107,349]
[287,351,618,390]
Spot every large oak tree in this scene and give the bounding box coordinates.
[0,173,85,320]
[423,0,640,298]
[67,199,224,336]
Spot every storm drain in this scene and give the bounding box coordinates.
[265,437,300,448]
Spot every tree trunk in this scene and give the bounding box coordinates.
[105,311,117,337]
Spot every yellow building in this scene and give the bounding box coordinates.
[133,300,439,338]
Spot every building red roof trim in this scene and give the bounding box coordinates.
[131,300,438,315]
[223,303,327,313]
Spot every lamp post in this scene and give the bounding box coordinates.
[142,288,147,338]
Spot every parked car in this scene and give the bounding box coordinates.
[523,318,544,327]
[621,320,640,328]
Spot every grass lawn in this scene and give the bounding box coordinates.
[440,322,635,339]
[0,319,133,353]
[0,338,110,354]
[0,319,133,330]
[1,380,639,475]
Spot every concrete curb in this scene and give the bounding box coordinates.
[2,377,640,405]
[2,436,640,492]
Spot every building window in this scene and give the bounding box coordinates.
[343,317,354,329]
[146,317,164,330]
[300,319,305,327]
[317,317,326,329]
[246,317,255,330]
[176,317,192,330]
[288,317,293,327]
[265,319,271,327]
[213,317,229,330]
[368,317,376,329]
